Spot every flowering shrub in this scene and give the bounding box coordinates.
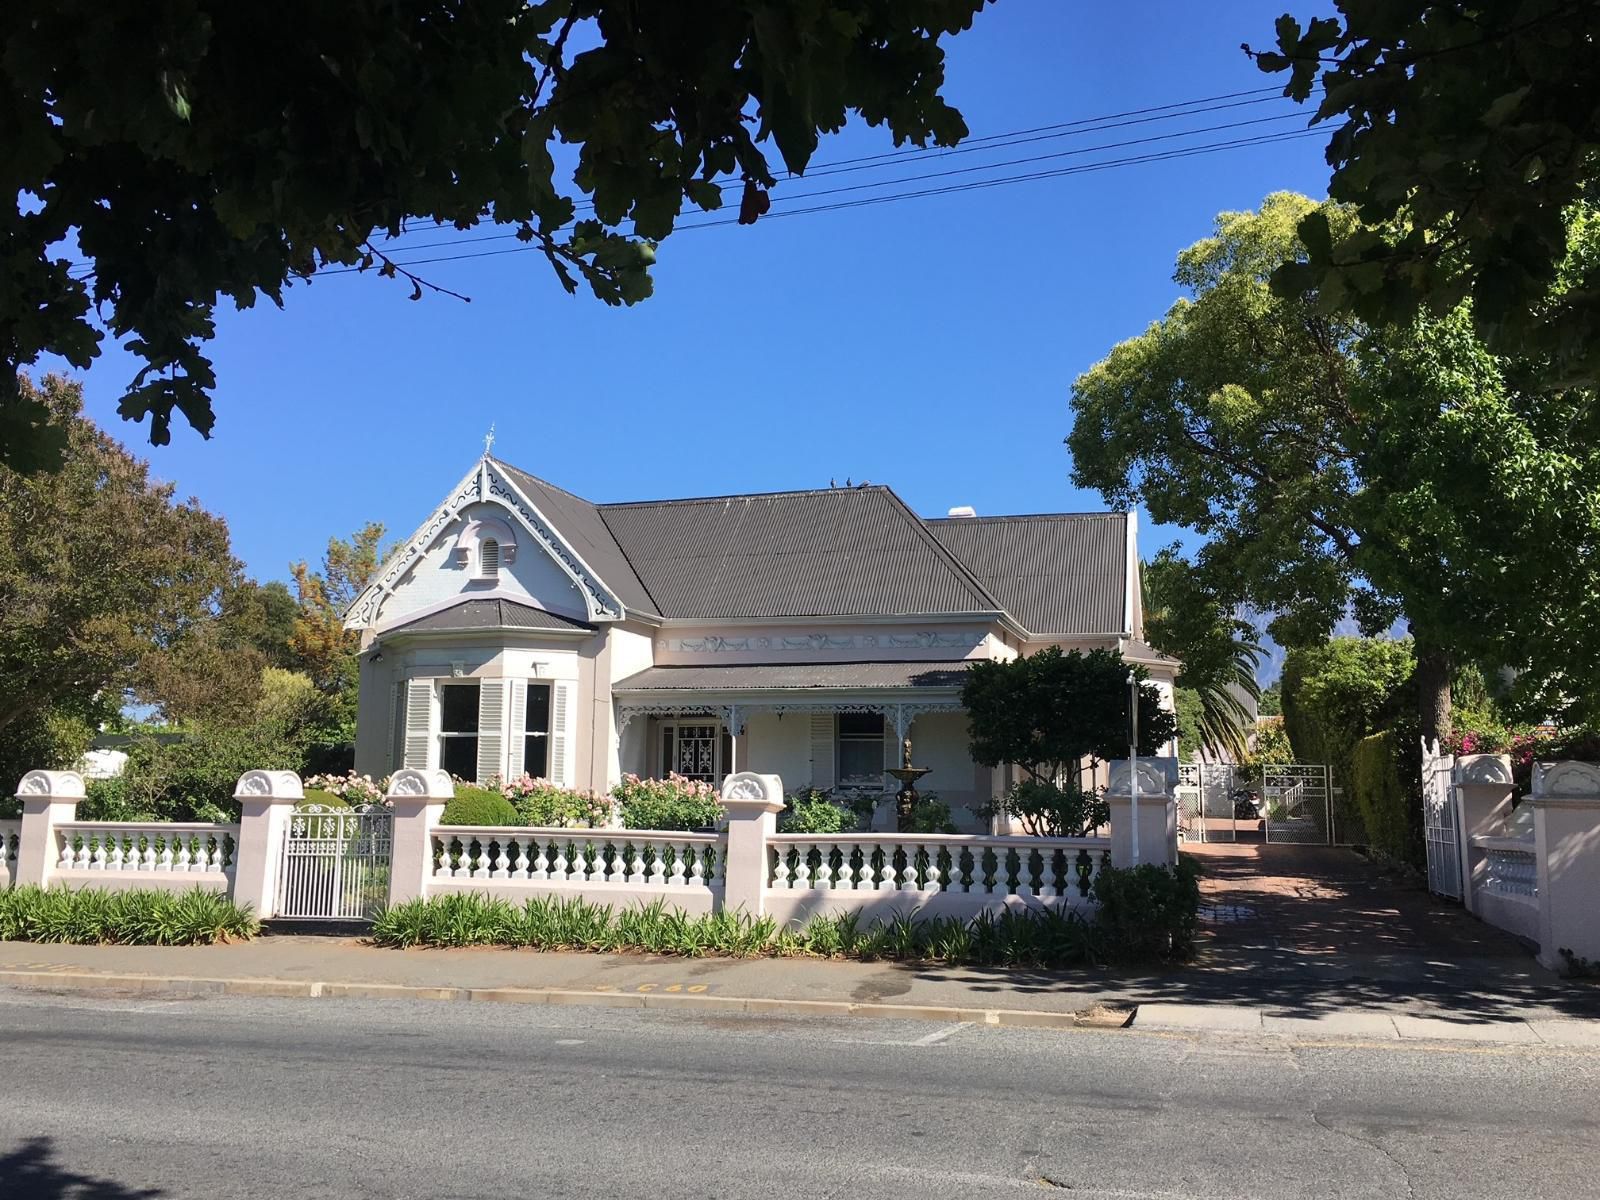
[499,775,612,828]
[303,771,388,808]
[611,773,724,831]
[779,788,856,834]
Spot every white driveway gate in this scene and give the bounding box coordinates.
[1263,764,1332,843]
[1422,739,1463,900]
[276,804,392,920]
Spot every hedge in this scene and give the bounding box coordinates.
[1350,730,1422,867]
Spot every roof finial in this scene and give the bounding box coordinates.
[482,422,496,457]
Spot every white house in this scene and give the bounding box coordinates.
[345,453,1177,830]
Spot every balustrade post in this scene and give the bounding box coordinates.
[1106,760,1178,869]
[14,770,84,888]
[231,770,304,916]
[1454,754,1515,914]
[386,769,455,906]
[719,772,785,915]
[1530,762,1600,971]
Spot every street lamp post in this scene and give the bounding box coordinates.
[1127,670,1140,866]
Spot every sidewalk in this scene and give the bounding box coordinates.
[3,932,1598,1047]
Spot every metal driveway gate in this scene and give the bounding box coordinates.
[276,804,392,920]
[1178,763,1238,842]
[1262,764,1332,844]
[1422,739,1464,899]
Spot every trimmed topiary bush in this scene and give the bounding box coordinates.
[1351,730,1423,866]
[779,788,855,834]
[440,784,519,827]
[299,787,350,809]
[1091,858,1202,961]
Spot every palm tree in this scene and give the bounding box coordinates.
[1140,553,1263,762]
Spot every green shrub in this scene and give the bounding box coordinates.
[612,773,724,831]
[78,777,156,822]
[1281,637,1414,790]
[1091,858,1202,961]
[300,787,350,809]
[0,886,257,945]
[779,789,855,834]
[439,785,519,827]
[988,779,1107,837]
[1351,730,1423,866]
[505,778,612,828]
[903,795,958,834]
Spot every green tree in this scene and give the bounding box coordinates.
[1258,681,1282,718]
[962,647,1177,784]
[1067,192,1600,742]
[1142,551,1262,760]
[1280,637,1414,791]
[2,1,992,471]
[1248,4,1600,384]
[0,375,239,750]
[291,523,386,738]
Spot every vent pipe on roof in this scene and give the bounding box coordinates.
[946,505,978,518]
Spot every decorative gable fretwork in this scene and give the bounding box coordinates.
[344,458,624,630]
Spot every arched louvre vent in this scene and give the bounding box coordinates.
[480,538,500,578]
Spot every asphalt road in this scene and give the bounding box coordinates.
[1,986,1596,1200]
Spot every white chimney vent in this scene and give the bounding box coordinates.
[946,505,978,518]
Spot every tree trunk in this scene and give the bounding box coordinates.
[1414,642,1453,748]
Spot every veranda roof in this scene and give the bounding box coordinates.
[612,660,974,692]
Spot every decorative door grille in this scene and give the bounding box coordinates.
[276,804,392,920]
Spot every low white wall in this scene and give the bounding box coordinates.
[47,871,232,896]
[1473,888,1541,944]
[763,889,1093,927]
[427,876,719,916]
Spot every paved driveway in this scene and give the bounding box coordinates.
[1171,841,1600,1022]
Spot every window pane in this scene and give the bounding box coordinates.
[442,736,478,780]
[838,741,884,786]
[526,684,551,734]
[525,736,548,779]
[838,712,884,739]
[440,684,480,733]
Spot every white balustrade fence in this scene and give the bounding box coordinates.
[768,834,1110,902]
[0,819,19,886]
[55,823,236,875]
[1476,836,1538,899]
[432,827,723,891]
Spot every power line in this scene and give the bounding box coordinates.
[316,127,1325,277]
[353,110,1311,261]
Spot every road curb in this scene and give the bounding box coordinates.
[0,967,1122,1030]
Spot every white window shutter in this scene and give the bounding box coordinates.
[403,679,435,770]
[809,713,836,790]
[507,680,528,781]
[550,682,572,787]
[477,679,507,784]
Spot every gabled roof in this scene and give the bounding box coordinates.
[927,513,1129,637]
[385,597,595,636]
[492,459,661,618]
[597,486,1004,621]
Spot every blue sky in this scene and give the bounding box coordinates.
[59,1,1331,585]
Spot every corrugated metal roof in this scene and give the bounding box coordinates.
[386,598,594,635]
[492,460,662,617]
[927,514,1128,637]
[597,487,1002,620]
[614,660,974,692]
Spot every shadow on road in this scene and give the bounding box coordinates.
[912,842,1600,1024]
[0,1137,164,1200]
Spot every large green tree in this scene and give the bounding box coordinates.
[0,375,239,770]
[1141,550,1263,761]
[2,1,991,471]
[1067,192,1600,742]
[291,523,387,739]
[1247,3,1600,384]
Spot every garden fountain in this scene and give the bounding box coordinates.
[886,737,931,832]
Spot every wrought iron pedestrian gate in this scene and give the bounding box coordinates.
[1177,763,1238,842]
[276,804,392,920]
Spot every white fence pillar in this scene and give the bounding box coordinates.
[14,770,84,887]
[1106,760,1177,868]
[1530,762,1600,972]
[720,772,784,915]
[1454,753,1515,913]
[386,769,455,906]
[231,770,304,916]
